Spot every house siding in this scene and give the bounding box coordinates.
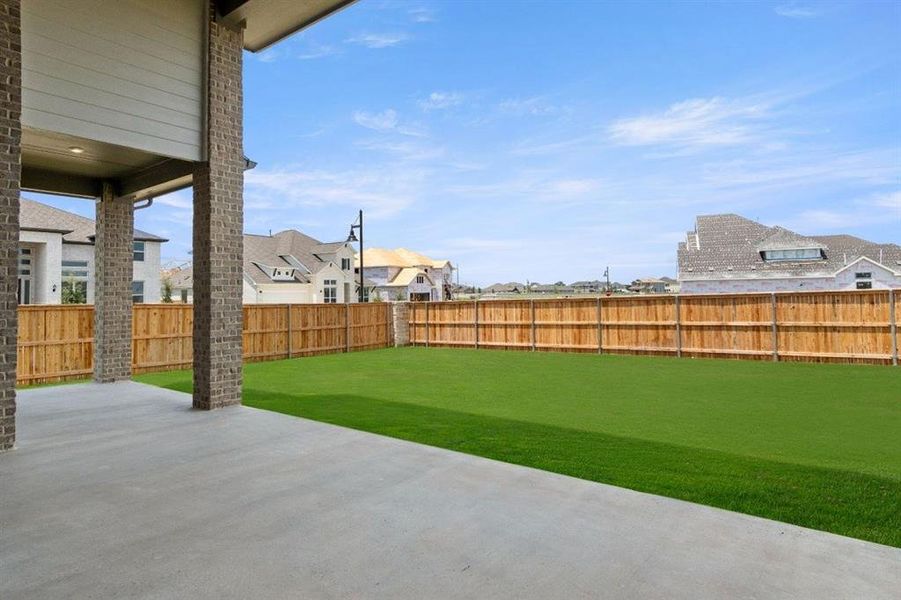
[21,0,204,161]
[680,260,901,294]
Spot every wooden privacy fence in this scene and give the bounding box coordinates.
[410,290,900,366]
[17,303,393,385]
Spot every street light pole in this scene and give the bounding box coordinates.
[347,210,364,302]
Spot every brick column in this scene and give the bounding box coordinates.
[391,302,410,347]
[192,8,243,410]
[0,0,21,451]
[93,182,134,382]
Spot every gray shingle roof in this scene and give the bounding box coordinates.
[678,214,901,279]
[20,198,167,243]
[244,230,351,285]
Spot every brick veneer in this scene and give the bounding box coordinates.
[0,0,20,451]
[93,182,134,382]
[192,6,244,410]
[391,302,410,347]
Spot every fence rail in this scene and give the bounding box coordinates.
[17,303,393,385]
[409,290,899,366]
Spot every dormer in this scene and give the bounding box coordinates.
[756,228,826,262]
[253,262,298,282]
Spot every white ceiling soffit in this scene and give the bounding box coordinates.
[217,0,357,52]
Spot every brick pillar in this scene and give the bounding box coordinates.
[93,182,134,382]
[391,302,410,347]
[192,8,243,410]
[0,0,20,452]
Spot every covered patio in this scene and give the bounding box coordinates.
[2,382,899,599]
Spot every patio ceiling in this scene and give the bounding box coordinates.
[217,0,357,52]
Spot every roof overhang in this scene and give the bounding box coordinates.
[216,0,357,52]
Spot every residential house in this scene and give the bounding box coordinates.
[660,277,680,294]
[629,278,668,294]
[358,248,453,302]
[484,282,526,295]
[678,214,901,294]
[167,230,358,304]
[19,198,165,304]
[571,280,604,293]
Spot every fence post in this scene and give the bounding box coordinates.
[674,295,682,358]
[771,293,779,362]
[531,299,536,351]
[474,300,479,349]
[890,289,898,367]
[596,297,602,355]
[345,303,351,353]
[425,303,430,348]
[286,304,292,359]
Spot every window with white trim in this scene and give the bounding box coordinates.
[133,241,145,262]
[61,259,89,304]
[341,258,352,270]
[761,248,823,261]
[323,279,337,303]
[132,281,145,303]
[415,275,425,284]
[855,272,872,279]
[856,281,872,290]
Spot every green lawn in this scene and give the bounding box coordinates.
[137,347,901,547]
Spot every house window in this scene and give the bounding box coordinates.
[856,281,872,290]
[415,275,425,284]
[855,272,872,279]
[61,260,89,304]
[133,241,145,262]
[323,279,337,303]
[341,258,352,270]
[132,281,145,303]
[762,248,823,261]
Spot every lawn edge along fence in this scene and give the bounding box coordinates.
[17,303,393,385]
[410,289,900,366]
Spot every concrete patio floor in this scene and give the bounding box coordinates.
[1,382,898,599]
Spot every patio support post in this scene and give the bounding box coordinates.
[0,0,21,451]
[93,182,134,382]
[192,5,244,410]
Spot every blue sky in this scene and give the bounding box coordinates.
[34,0,901,285]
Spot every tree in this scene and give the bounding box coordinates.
[161,277,173,303]
[61,279,86,304]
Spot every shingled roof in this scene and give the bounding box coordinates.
[20,198,166,244]
[678,214,901,279]
[244,230,352,285]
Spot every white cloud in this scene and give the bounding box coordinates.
[353,109,399,132]
[498,96,559,116]
[346,33,410,48]
[870,190,901,211]
[774,4,821,19]
[353,109,427,137]
[609,96,770,148]
[419,91,464,111]
[245,166,426,219]
[297,42,339,60]
[409,7,436,23]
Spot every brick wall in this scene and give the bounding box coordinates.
[391,302,410,347]
[191,5,244,409]
[0,0,20,451]
[93,182,134,382]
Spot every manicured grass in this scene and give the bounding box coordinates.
[137,348,901,547]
